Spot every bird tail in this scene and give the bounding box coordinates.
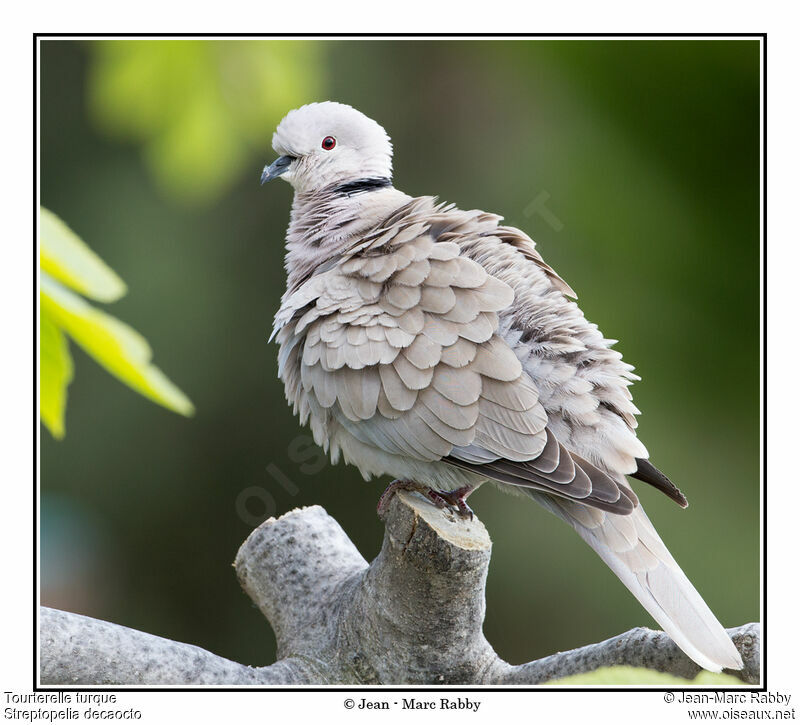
[526,490,743,672]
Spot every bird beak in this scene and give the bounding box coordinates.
[260,155,295,184]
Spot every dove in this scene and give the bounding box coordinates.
[262,101,743,673]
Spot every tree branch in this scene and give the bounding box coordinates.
[40,492,760,685]
[39,606,315,685]
[489,623,761,685]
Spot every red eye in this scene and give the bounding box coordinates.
[321,136,336,150]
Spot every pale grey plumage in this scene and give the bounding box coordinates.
[264,101,742,673]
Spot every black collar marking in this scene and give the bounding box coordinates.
[334,177,393,197]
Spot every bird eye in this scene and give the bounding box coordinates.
[321,136,336,151]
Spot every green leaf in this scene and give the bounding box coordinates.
[548,665,744,686]
[39,207,194,439]
[87,39,323,204]
[39,311,74,439]
[40,272,195,419]
[40,207,127,302]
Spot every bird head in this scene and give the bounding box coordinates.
[261,101,393,193]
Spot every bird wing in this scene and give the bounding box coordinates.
[273,200,636,512]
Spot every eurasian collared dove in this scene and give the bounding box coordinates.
[262,101,743,673]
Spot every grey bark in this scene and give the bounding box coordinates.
[40,492,760,685]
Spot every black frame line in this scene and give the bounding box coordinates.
[33,32,767,695]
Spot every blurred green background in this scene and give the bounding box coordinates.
[40,39,760,668]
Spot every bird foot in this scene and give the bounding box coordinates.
[377,480,426,518]
[436,487,476,520]
[377,481,475,520]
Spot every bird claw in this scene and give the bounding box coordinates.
[457,499,475,521]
